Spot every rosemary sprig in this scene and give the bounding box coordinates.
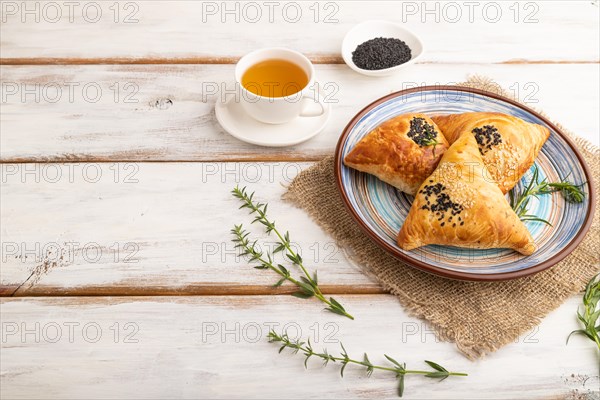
[232,186,354,320]
[509,165,586,226]
[567,273,600,352]
[268,330,467,397]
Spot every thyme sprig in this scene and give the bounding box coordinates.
[509,165,586,226]
[268,330,467,397]
[567,273,600,352]
[232,186,354,320]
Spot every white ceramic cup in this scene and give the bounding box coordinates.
[235,47,326,124]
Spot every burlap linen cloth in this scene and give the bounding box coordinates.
[283,77,600,359]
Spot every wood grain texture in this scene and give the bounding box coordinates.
[0,162,381,296]
[1,295,598,399]
[0,56,345,65]
[4,284,386,297]
[5,58,600,66]
[1,63,598,162]
[1,1,598,63]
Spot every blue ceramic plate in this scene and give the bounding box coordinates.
[334,86,595,281]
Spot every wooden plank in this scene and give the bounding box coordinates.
[4,58,600,66]
[1,1,598,63]
[1,295,597,399]
[0,162,381,296]
[1,63,598,162]
[2,285,384,298]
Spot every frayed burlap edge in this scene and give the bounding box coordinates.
[283,77,600,359]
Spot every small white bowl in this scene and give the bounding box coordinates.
[341,20,424,77]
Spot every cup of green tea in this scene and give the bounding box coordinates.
[235,47,326,124]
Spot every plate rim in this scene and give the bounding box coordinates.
[334,85,596,281]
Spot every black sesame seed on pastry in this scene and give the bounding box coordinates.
[432,112,550,194]
[397,132,536,255]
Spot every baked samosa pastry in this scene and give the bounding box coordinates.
[397,132,536,255]
[432,112,549,193]
[344,113,450,195]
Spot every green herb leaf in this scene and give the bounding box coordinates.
[291,291,314,299]
[297,281,315,295]
[272,277,286,287]
[397,374,405,397]
[340,361,348,377]
[425,371,450,381]
[363,353,374,377]
[327,306,350,317]
[385,354,403,369]
[278,265,289,277]
[424,360,448,372]
[329,297,345,312]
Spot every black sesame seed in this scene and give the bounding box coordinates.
[472,125,502,155]
[420,182,464,222]
[407,117,438,147]
[352,37,412,70]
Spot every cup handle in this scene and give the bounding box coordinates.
[299,90,327,118]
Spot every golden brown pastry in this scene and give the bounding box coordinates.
[344,113,450,195]
[397,132,536,255]
[431,112,549,194]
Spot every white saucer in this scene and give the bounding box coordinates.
[215,97,331,147]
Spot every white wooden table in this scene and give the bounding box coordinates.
[1,1,599,398]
